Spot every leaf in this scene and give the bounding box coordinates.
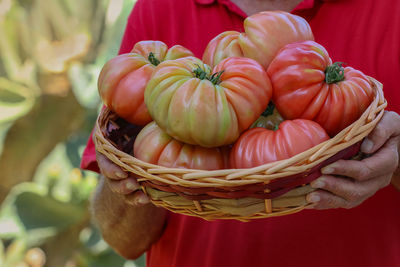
[68,63,101,109]
[85,248,128,267]
[0,14,22,80]
[0,239,4,264]
[0,216,23,239]
[0,121,12,155]
[14,191,85,232]
[3,238,26,267]
[35,33,91,73]
[0,78,35,124]
[105,0,124,25]
[25,228,58,247]
[131,255,146,267]
[80,226,104,253]
[66,133,90,167]
[39,0,72,39]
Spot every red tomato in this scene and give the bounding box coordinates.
[202,31,243,68]
[98,41,193,125]
[230,119,329,169]
[144,56,272,148]
[267,41,375,136]
[134,122,230,170]
[203,11,314,69]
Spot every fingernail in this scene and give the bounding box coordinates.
[137,195,150,204]
[311,179,325,189]
[126,182,138,191]
[116,172,127,178]
[361,138,374,153]
[321,166,334,174]
[308,194,320,203]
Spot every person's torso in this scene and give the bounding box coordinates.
[121,0,400,266]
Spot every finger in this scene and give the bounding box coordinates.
[310,174,388,205]
[124,191,151,206]
[106,177,140,195]
[96,151,128,180]
[306,190,348,210]
[361,111,400,154]
[321,140,399,181]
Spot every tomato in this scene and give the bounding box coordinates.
[267,41,375,136]
[134,121,230,170]
[203,11,314,69]
[202,31,243,68]
[98,40,193,125]
[144,56,272,147]
[230,119,329,169]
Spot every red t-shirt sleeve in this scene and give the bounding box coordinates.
[80,0,151,172]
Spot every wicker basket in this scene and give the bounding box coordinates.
[94,77,386,221]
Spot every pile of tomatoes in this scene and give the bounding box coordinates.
[98,11,375,171]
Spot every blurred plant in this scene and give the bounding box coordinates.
[0,0,144,266]
[0,146,144,266]
[0,0,136,201]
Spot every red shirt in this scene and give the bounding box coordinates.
[82,0,400,266]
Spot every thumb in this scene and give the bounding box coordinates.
[96,151,128,180]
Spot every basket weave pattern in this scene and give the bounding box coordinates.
[94,77,386,221]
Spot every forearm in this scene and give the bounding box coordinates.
[91,176,167,259]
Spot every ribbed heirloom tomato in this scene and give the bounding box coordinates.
[98,41,193,125]
[144,56,272,148]
[203,11,314,69]
[202,31,243,68]
[230,119,330,169]
[267,40,375,136]
[134,122,230,170]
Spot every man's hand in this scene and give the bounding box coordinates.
[96,151,150,205]
[307,111,400,209]
[92,152,166,259]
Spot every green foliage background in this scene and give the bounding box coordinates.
[0,0,145,266]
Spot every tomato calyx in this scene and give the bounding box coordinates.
[267,102,280,131]
[250,102,283,131]
[148,52,161,66]
[193,66,208,80]
[193,66,224,85]
[325,62,345,84]
[209,71,224,84]
[261,102,275,117]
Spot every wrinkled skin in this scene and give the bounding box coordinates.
[134,121,230,170]
[144,56,272,147]
[98,40,193,125]
[230,119,329,168]
[307,111,400,209]
[203,11,314,68]
[267,40,375,136]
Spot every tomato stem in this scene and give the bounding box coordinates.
[148,52,160,66]
[209,70,224,84]
[325,62,345,84]
[193,66,208,80]
[193,66,224,85]
[261,102,275,117]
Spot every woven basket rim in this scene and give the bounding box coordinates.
[93,76,386,220]
[94,76,386,181]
